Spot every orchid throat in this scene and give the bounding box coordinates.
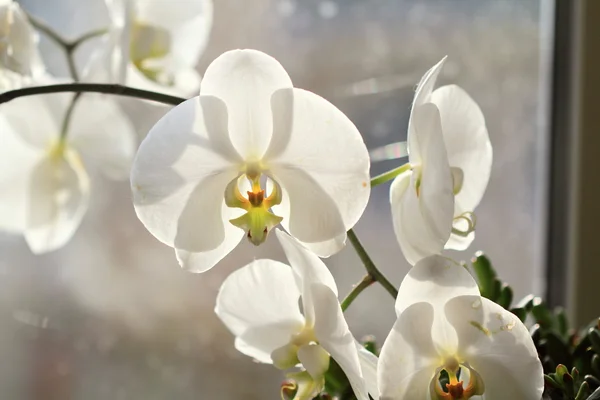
[224,171,283,246]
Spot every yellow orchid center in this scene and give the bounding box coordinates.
[48,138,67,161]
[129,21,174,85]
[431,357,485,400]
[224,172,284,246]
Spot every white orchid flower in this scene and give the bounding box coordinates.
[131,49,370,272]
[378,255,544,400]
[85,0,213,97]
[391,58,493,265]
[216,230,378,400]
[0,93,136,253]
[0,0,46,92]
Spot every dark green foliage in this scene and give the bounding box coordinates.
[468,253,600,400]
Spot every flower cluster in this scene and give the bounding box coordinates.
[0,0,212,253]
[0,2,547,399]
[129,49,543,399]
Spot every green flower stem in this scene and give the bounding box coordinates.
[0,83,186,106]
[341,274,374,311]
[25,11,69,50]
[26,10,108,80]
[370,162,411,188]
[346,229,398,303]
[60,92,81,139]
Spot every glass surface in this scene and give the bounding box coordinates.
[3,0,549,398]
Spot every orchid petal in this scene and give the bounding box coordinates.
[297,343,330,380]
[131,97,239,254]
[215,259,304,363]
[357,345,380,400]
[67,95,136,180]
[0,95,59,149]
[0,112,43,232]
[391,104,454,265]
[395,255,479,354]
[268,88,370,254]
[200,49,293,159]
[175,203,244,273]
[430,85,492,251]
[134,0,213,68]
[407,57,446,161]
[395,255,479,315]
[126,62,202,98]
[24,151,90,254]
[445,296,544,400]
[275,229,338,326]
[378,302,438,400]
[311,283,371,400]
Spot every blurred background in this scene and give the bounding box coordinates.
[1,0,554,398]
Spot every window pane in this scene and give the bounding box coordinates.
[3,0,550,398]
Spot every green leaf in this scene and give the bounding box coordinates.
[564,372,575,397]
[593,355,600,376]
[490,278,502,302]
[510,307,527,322]
[556,307,569,338]
[471,252,496,299]
[585,375,600,391]
[497,284,513,309]
[545,374,561,388]
[532,303,555,329]
[575,381,589,400]
[544,334,572,368]
[589,329,600,355]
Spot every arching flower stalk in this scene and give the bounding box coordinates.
[391,57,493,265]
[216,230,379,400]
[131,49,370,272]
[377,255,544,399]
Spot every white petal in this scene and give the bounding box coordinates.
[356,345,380,400]
[200,49,293,159]
[390,169,441,265]
[134,0,213,68]
[215,259,305,362]
[24,151,90,254]
[445,296,544,400]
[67,95,136,180]
[395,255,479,315]
[131,96,240,252]
[275,229,338,326]
[378,302,438,400]
[407,56,446,161]
[391,104,454,265]
[0,113,43,232]
[415,104,454,248]
[2,3,46,78]
[445,230,475,251]
[125,62,202,99]
[395,255,479,354]
[0,96,59,148]
[430,85,492,251]
[311,283,370,400]
[268,88,370,252]
[300,233,347,258]
[431,85,492,214]
[175,203,244,272]
[297,344,330,380]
